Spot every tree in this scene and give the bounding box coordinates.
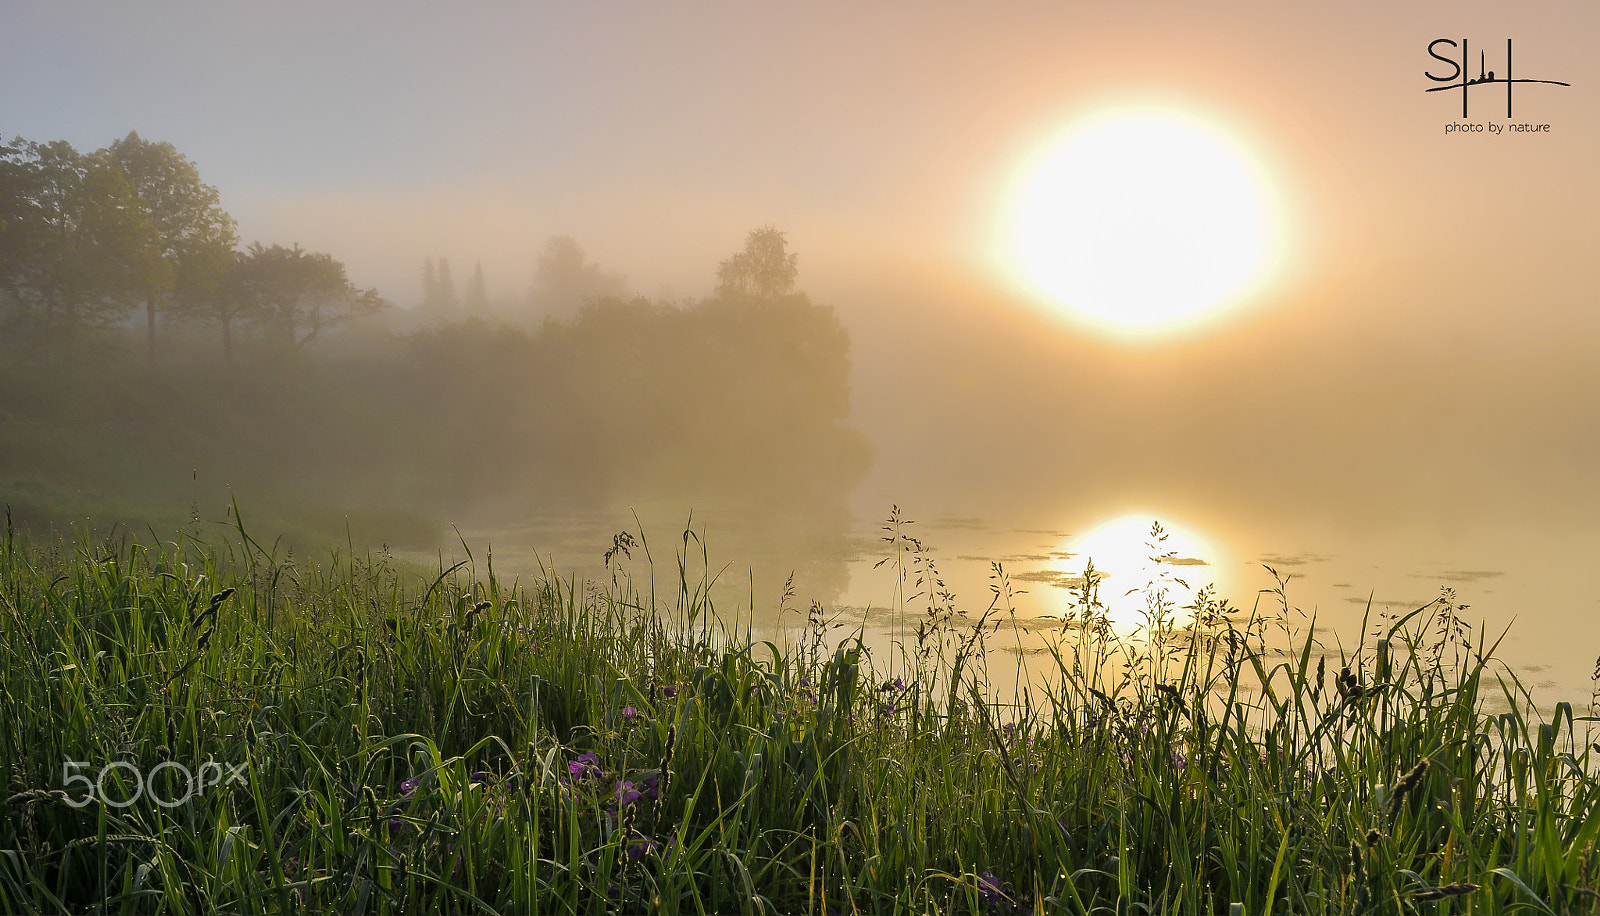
[0,137,165,359]
[421,258,438,307]
[714,225,798,300]
[175,240,246,364]
[528,236,627,315]
[236,242,385,351]
[436,258,458,310]
[105,132,238,364]
[464,261,489,313]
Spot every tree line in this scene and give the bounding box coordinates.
[0,132,869,538]
[0,132,380,365]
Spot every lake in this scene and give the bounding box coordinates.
[409,500,1600,713]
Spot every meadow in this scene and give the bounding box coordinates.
[3,506,1598,915]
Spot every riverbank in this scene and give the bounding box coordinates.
[2,515,1595,914]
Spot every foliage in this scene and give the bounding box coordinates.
[1,132,378,367]
[527,236,628,317]
[1,514,1597,914]
[235,242,385,351]
[715,225,799,301]
[0,137,166,358]
[105,131,239,362]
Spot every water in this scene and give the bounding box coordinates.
[407,501,1600,711]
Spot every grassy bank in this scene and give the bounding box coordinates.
[2,510,1598,914]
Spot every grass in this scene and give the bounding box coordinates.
[3,505,1599,914]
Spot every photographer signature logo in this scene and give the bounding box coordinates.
[1426,39,1570,118]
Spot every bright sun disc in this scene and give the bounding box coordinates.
[1004,109,1280,336]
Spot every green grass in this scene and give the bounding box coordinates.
[2,507,1599,914]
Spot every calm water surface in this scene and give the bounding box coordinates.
[413,503,1600,711]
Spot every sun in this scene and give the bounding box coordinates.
[1057,514,1221,633]
[1001,108,1282,337]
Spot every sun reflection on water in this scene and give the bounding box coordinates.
[1040,513,1230,634]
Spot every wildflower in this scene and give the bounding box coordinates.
[799,677,811,688]
[642,772,660,801]
[1169,750,1187,771]
[614,780,643,806]
[622,706,639,723]
[660,685,679,700]
[565,751,602,782]
[978,871,1004,904]
[400,777,420,797]
[626,833,659,861]
[470,771,490,785]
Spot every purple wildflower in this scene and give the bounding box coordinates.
[400,777,420,797]
[614,780,643,806]
[978,871,1003,903]
[798,677,811,688]
[1170,749,1187,772]
[566,751,602,782]
[622,706,639,723]
[470,771,490,785]
[660,685,678,700]
[642,772,660,801]
[626,833,659,861]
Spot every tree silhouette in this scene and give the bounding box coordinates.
[529,236,627,316]
[464,261,490,313]
[714,225,798,300]
[0,137,165,359]
[106,132,237,364]
[236,243,384,351]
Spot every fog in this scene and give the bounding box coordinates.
[5,2,1600,695]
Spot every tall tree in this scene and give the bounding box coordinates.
[0,137,164,359]
[528,236,627,315]
[421,257,438,307]
[464,261,490,313]
[714,225,798,300]
[105,132,238,364]
[236,242,385,351]
[435,258,458,310]
[175,240,246,364]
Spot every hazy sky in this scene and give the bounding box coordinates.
[5,1,1597,530]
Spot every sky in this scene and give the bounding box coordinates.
[5,0,1598,533]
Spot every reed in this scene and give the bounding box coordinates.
[2,506,1597,914]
